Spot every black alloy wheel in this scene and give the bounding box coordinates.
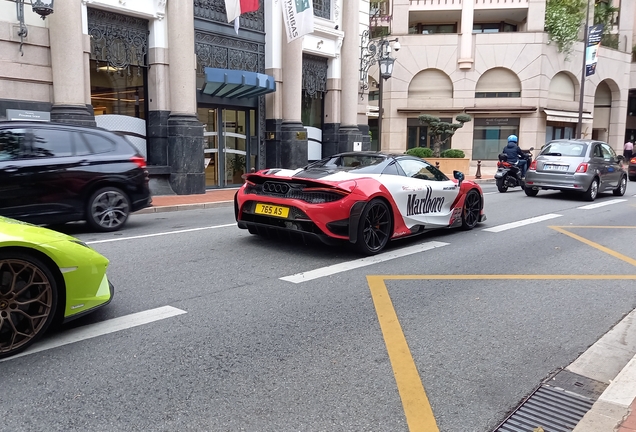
[0,252,58,359]
[496,177,508,193]
[356,199,392,255]
[87,187,131,232]
[613,175,627,196]
[461,190,481,230]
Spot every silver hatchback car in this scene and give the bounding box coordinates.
[524,139,627,201]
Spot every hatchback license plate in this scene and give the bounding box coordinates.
[544,164,568,171]
[255,203,289,218]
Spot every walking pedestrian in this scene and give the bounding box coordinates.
[624,140,634,160]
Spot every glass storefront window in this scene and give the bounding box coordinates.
[472,118,519,160]
[90,60,146,119]
[302,93,323,129]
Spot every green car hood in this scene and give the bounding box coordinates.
[0,216,79,245]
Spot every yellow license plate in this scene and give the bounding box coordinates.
[254,203,289,218]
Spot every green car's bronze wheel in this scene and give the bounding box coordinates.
[0,252,58,359]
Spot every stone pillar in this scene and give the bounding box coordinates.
[147,18,171,168]
[265,0,283,168]
[322,74,341,157]
[48,0,95,126]
[279,37,307,168]
[338,0,365,152]
[618,0,634,53]
[526,0,546,32]
[167,0,205,194]
[458,0,474,70]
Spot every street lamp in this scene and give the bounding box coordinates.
[360,30,399,150]
[15,0,55,56]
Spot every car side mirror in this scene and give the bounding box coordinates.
[529,147,535,151]
[453,170,464,187]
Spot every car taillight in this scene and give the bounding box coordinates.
[529,160,537,171]
[575,163,588,173]
[131,156,146,169]
[631,157,636,164]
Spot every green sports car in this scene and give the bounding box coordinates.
[0,216,113,359]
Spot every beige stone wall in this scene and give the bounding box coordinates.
[0,9,52,105]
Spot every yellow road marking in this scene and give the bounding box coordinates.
[366,226,636,431]
[550,226,636,267]
[367,275,439,432]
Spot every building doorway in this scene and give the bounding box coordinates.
[198,107,256,188]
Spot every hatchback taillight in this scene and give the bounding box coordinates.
[631,157,636,164]
[575,163,588,173]
[529,160,537,171]
[131,156,147,169]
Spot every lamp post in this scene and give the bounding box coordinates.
[15,0,55,56]
[577,0,591,139]
[360,31,400,150]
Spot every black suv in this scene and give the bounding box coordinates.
[0,121,151,231]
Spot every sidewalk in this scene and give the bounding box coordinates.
[138,165,498,214]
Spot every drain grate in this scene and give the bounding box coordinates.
[494,370,607,432]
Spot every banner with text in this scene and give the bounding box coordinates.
[280,0,314,42]
[585,24,603,77]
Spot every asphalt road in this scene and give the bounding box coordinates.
[2,183,636,432]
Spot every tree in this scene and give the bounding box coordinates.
[418,114,471,157]
[545,0,587,57]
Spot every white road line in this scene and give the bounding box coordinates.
[86,223,235,244]
[483,213,562,233]
[483,192,499,195]
[577,199,627,210]
[1,306,187,362]
[280,241,449,284]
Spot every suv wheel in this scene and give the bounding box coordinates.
[86,187,131,232]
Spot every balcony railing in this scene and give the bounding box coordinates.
[409,0,528,10]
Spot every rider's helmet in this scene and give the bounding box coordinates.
[507,134,518,143]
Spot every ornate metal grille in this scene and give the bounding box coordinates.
[302,54,328,99]
[87,8,149,76]
[195,32,265,73]
[313,0,331,19]
[194,0,264,32]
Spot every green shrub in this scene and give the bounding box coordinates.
[440,149,465,158]
[406,147,434,158]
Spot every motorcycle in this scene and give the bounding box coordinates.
[495,147,534,193]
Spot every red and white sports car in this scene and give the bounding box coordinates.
[234,152,486,254]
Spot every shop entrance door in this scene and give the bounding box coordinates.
[199,107,255,188]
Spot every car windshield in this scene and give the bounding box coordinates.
[541,141,587,157]
[308,155,385,171]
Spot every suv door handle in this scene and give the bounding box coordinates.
[79,159,90,166]
[2,165,18,173]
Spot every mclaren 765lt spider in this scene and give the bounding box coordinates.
[234,152,486,255]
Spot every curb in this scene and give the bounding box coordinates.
[136,200,233,214]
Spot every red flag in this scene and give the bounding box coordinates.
[225,0,259,23]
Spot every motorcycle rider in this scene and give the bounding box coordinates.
[502,135,527,178]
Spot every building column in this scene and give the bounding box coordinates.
[48,0,94,126]
[526,0,546,32]
[147,18,171,168]
[338,0,365,152]
[167,0,205,194]
[279,37,307,168]
[322,73,341,157]
[458,0,474,70]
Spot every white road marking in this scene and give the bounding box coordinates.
[86,224,235,244]
[280,241,449,284]
[483,213,562,233]
[577,199,627,210]
[1,306,187,362]
[483,192,499,195]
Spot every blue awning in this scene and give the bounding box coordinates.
[202,68,276,99]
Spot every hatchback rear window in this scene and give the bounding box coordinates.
[541,141,587,157]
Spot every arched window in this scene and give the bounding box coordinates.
[475,68,521,98]
[408,69,453,99]
[548,72,576,101]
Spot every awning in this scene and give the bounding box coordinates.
[544,108,593,123]
[202,68,276,99]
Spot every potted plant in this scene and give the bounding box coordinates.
[406,114,471,175]
[229,154,246,184]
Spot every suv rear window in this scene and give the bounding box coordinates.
[82,133,115,154]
